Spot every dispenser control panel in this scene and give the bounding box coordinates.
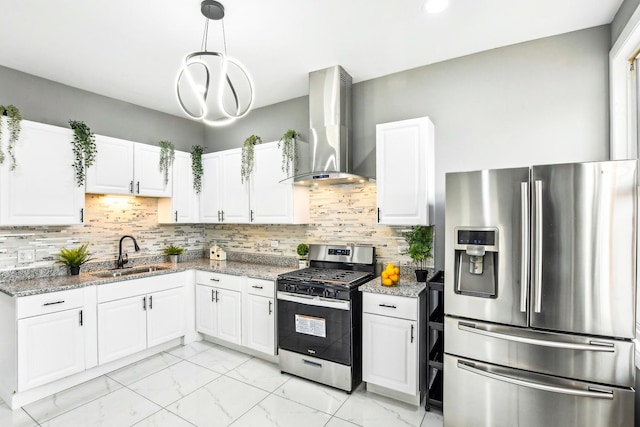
[457,230,496,246]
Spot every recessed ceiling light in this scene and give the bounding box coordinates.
[424,0,449,14]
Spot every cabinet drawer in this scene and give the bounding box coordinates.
[245,278,275,297]
[195,270,242,291]
[16,288,86,319]
[362,292,418,320]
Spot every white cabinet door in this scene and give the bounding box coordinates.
[250,142,294,224]
[0,120,85,225]
[97,296,147,364]
[17,308,85,391]
[376,117,434,225]
[216,288,242,344]
[195,284,217,336]
[86,134,135,195]
[134,143,171,197]
[158,151,199,223]
[200,152,223,223]
[220,149,249,223]
[244,294,275,355]
[147,287,185,348]
[362,313,417,395]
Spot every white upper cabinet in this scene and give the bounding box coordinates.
[200,152,223,223]
[250,141,309,224]
[376,117,434,225]
[86,135,171,197]
[200,141,308,224]
[158,151,199,223]
[0,120,85,225]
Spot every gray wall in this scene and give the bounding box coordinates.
[0,65,203,151]
[612,0,640,44]
[207,26,612,269]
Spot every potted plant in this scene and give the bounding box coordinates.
[403,225,433,282]
[278,129,301,177]
[191,145,203,194]
[240,135,262,183]
[0,105,22,170]
[164,244,185,265]
[54,242,95,275]
[296,243,309,269]
[158,140,175,186]
[68,120,97,187]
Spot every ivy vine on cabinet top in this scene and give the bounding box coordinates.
[191,144,204,194]
[0,105,23,171]
[158,140,175,185]
[68,120,97,187]
[278,129,300,177]
[240,135,262,183]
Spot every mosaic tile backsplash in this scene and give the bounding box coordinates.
[0,182,433,273]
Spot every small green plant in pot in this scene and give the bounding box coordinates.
[296,243,309,269]
[403,225,433,282]
[164,244,185,265]
[55,243,95,275]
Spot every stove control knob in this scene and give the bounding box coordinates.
[334,290,340,299]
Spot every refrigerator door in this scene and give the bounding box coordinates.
[445,167,530,327]
[445,316,635,387]
[530,160,637,339]
[444,354,635,427]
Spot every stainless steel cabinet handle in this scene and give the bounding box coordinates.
[250,210,254,222]
[217,211,221,222]
[211,289,215,302]
[149,295,153,309]
[130,180,134,193]
[458,322,614,352]
[215,290,219,302]
[379,303,397,309]
[457,360,614,399]
[534,180,543,313]
[410,324,414,343]
[221,211,224,222]
[520,182,529,312]
[142,296,147,310]
[268,300,272,315]
[136,181,140,194]
[43,300,65,306]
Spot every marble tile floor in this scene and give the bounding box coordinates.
[0,341,444,427]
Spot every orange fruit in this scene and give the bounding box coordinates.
[382,278,393,286]
[390,274,399,283]
[393,267,400,275]
[381,271,389,279]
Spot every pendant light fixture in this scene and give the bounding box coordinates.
[176,0,254,126]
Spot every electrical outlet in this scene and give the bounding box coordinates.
[18,249,35,264]
[270,240,279,248]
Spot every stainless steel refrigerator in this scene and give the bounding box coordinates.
[444,160,637,427]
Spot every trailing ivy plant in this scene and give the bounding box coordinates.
[191,144,204,194]
[0,105,23,170]
[240,135,262,183]
[158,140,175,185]
[68,120,97,187]
[278,129,300,177]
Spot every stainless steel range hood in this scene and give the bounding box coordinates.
[292,65,369,186]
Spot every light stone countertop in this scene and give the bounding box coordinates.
[0,259,297,298]
[359,275,427,298]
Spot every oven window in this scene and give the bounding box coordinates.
[278,298,352,365]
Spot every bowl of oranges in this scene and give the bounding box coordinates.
[381,263,400,286]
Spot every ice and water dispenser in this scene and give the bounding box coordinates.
[453,227,499,298]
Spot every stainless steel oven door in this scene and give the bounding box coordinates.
[444,354,635,427]
[277,292,352,365]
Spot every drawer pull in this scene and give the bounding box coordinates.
[143,296,147,311]
[149,295,153,310]
[212,289,215,302]
[410,324,414,343]
[379,303,397,309]
[43,300,65,306]
[268,300,273,315]
[251,285,263,289]
[79,309,83,326]
[210,278,220,282]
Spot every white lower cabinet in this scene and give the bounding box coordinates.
[362,291,425,405]
[97,275,185,365]
[195,271,276,355]
[243,278,276,355]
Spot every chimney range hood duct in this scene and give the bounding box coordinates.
[291,65,369,186]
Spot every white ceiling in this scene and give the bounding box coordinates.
[0,0,624,119]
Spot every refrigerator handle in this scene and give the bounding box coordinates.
[458,321,615,352]
[533,180,543,313]
[520,182,529,312]
[456,360,614,400]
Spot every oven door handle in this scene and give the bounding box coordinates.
[277,292,351,310]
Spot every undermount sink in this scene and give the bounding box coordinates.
[93,265,170,278]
